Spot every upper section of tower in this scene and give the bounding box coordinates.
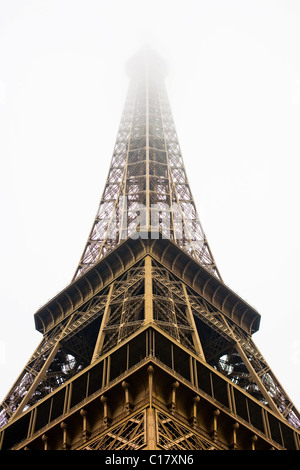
[125,46,169,78]
[73,48,221,282]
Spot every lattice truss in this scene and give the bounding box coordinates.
[1,255,300,429]
[156,409,216,450]
[81,407,216,451]
[150,260,300,429]
[0,263,145,428]
[96,261,146,356]
[83,410,146,450]
[0,288,107,427]
[73,57,220,281]
[97,260,198,358]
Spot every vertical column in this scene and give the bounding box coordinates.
[230,422,239,450]
[251,435,258,450]
[100,395,111,428]
[122,381,133,413]
[146,365,157,450]
[41,434,48,450]
[144,256,153,323]
[60,422,70,450]
[168,381,179,413]
[210,409,220,442]
[189,395,200,428]
[80,408,90,442]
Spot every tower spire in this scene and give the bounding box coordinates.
[72,48,221,281]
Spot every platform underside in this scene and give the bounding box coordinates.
[1,327,299,451]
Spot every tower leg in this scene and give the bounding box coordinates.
[146,408,157,450]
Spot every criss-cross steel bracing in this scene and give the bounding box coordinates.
[72,50,221,282]
[1,50,300,451]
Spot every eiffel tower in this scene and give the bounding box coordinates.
[1,48,300,451]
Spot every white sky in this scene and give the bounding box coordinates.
[0,1,300,412]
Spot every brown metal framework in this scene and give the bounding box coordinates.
[72,49,221,282]
[0,49,299,451]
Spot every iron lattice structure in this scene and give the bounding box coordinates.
[0,49,300,451]
[72,50,221,282]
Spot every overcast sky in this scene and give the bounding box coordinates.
[0,1,300,413]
